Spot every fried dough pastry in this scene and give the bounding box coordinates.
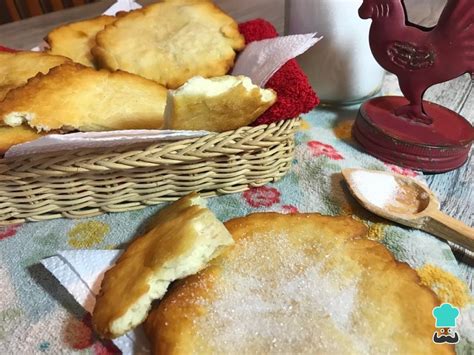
[0,51,70,101]
[92,0,245,89]
[0,126,45,155]
[145,213,452,355]
[0,63,167,132]
[46,15,116,67]
[92,193,234,339]
[164,76,276,132]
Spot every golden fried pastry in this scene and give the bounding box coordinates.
[92,193,234,339]
[92,0,245,89]
[46,15,117,67]
[0,51,70,101]
[0,126,45,155]
[164,75,276,132]
[0,63,167,132]
[145,213,452,355]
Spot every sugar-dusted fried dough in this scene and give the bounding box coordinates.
[46,15,117,67]
[0,126,45,154]
[0,63,167,132]
[0,51,70,101]
[92,0,245,89]
[164,75,276,132]
[92,193,234,339]
[145,213,452,355]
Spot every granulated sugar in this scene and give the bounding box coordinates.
[191,233,373,353]
[350,170,399,209]
[349,170,428,214]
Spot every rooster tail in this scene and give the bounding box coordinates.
[436,0,474,73]
[436,0,473,33]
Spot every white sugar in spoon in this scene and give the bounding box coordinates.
[342,168,474,252]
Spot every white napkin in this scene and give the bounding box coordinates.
[41,250,151,354]
[232,33,323,87]
[104,0,142,16]
[5,130,208,159]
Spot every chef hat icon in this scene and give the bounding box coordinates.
[432,303,460,328]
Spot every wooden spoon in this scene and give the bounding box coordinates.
[342,168,474,252]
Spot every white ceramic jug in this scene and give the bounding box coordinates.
[285,0,385,105]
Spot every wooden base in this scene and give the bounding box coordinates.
[353,96,474,173]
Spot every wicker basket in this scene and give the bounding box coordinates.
[0,118,299,224]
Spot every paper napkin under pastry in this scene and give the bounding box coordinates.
[104,0,142,16]
[5,130,209,159]
[232,33,322,87]
[41,250,151,355]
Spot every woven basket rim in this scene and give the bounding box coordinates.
[0,118,299,163]
[0,118,300,224]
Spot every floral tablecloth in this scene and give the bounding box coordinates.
[1,99,473,353]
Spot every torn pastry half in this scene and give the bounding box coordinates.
[92,192,234,339]
[164,75,277,132]
[0,63,167,132]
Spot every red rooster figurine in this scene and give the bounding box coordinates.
[353,0,474,172]
[359,0,473,124]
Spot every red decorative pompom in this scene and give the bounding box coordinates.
[238,19,320,125]
[238,19,278,43]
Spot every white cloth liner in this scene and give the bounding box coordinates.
[4,130,209,159]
